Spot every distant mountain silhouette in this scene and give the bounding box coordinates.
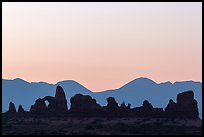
[2,77,202,118]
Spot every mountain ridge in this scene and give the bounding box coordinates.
[3,77,202,92]
[2,77,202,118]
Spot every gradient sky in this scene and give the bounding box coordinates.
[2,2,202,92]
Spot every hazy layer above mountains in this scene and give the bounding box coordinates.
[2,77,202,118]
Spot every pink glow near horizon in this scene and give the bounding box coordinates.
[2,2,202,92]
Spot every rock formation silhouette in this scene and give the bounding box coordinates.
[132,100,164,118]
[105,97,119,111]
[120,101,128,109]
[18,105,26,113]
[142,100,153,109]
[30,86,68,115]
[165,90,199,119]
[118,101,131,115]
[5,87,200,119]
[40,86,68,113]
[7,102,16,113]
[54,86,68,111]
[70,94,102,114]
[30,98,47,114]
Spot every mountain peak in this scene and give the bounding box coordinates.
[131,77,157,85]
[13,78,29,84]
[119,77,157,90]
[159,81,172,85]
[56,80,80,85]
[55,80,92,93]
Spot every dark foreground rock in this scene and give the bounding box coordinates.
[70,94,102,114]
[2,115,202,135]
[2,88,202,135]
[4,89,200,119]
[18,105,26,113]
[7,102,16,113]
[30,86,68,115]
[165,90,199,119]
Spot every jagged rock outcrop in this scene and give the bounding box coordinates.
[142,100,153,109]
[118,101,131,115]
[165,99,177,115]
[120,101,131,110]
[6,86,199,120]
[127,104,131,109]
[133,100,164,117]
[7,102,16,113]
[177,90,199,119]
[43,86,68,112]
[138,100,154,113]
[70,94,101,114]
[30,86,68,114]
[120,101,126,108]
[165,90,199,119]
[30,98,47,113]
[106,97,119,111]
[53,86,68,112]
[55,86,66,99]
[18,105,26,113]
[100,97,122,116]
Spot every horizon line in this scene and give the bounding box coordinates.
[2,77,202,92]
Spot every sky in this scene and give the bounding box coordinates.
[2,2,202,92]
